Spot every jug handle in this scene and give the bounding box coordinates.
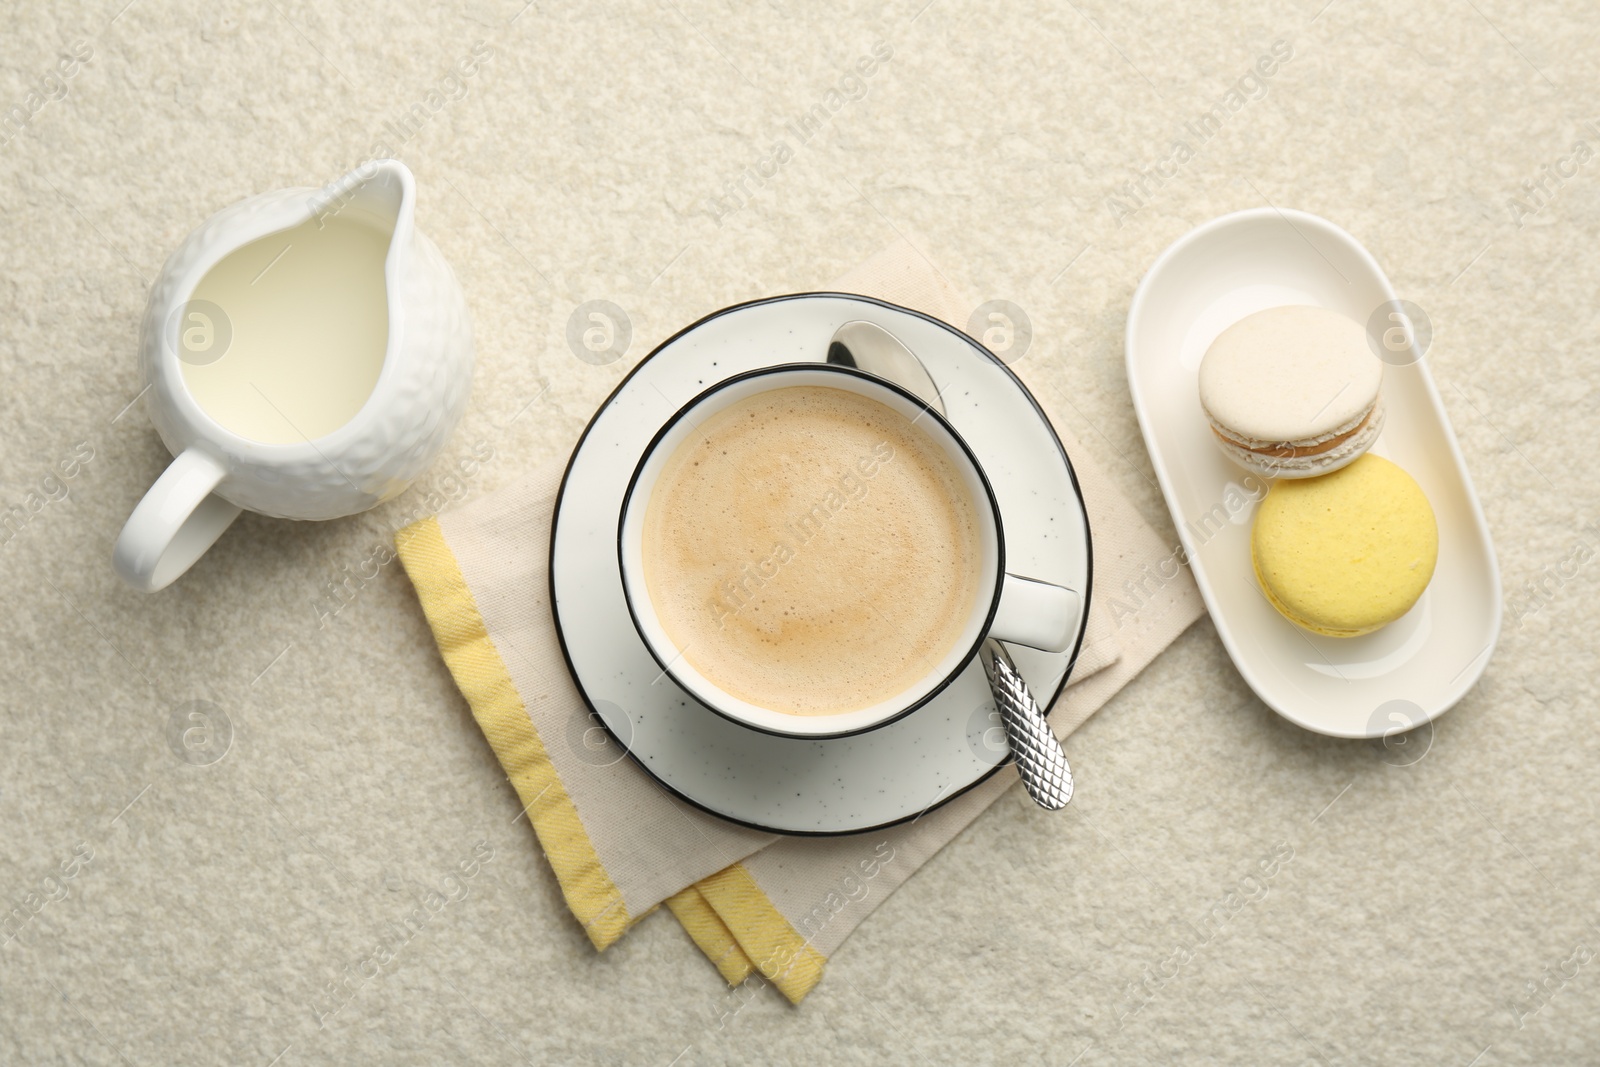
[113,448,242,592]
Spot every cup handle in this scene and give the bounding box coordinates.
[989,573,1082,653]
[113,448,242,592]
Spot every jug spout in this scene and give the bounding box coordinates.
[306,158,413,236]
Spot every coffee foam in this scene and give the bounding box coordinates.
[641,384,983,716]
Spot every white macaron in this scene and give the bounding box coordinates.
[1198,305,1384,479]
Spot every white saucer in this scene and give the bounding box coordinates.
[550,294,1091,835]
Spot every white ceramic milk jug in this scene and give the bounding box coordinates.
[113,160,473,591]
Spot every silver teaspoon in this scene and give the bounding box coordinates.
[825,319,1074,810]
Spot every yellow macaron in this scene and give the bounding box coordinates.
[1251,454,1438,637]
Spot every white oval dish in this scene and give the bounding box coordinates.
[1125,208,1501,739]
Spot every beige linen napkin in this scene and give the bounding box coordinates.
[395,241,1203,1003]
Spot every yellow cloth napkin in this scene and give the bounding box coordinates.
[394,242,1203,1002]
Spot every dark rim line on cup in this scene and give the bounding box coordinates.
[546,292,1096,837]
[616,362,1008,742]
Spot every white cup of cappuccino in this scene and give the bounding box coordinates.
[618,364,1082,739]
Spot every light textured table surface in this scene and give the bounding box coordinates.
[3,1,1598,1064]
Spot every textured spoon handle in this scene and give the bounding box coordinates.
[979,641,1074,810]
